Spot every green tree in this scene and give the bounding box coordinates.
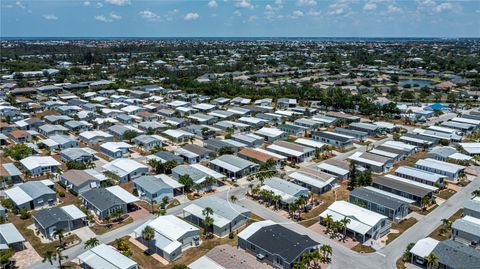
[84,237,100,249]
[425,253,439,269]
[179,174,194,192]
[123,130,139,142]
[3,143,32,161]
[141,226,155,253]
[53,228,65,247]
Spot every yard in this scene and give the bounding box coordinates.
[90,217,134,235]
[429,209,464,241]
[299,182,349,227]
[351,243,376,253]
[8,214,80,257]
[435,188,457,200]
[386,217,418,244]
[392,151,428,170]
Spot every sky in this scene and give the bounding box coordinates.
[1,0,479,38]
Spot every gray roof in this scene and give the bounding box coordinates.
[349,122,379,131]
[172,165,208,182]
[153,151,183,163]
[464,199,480,215]
[452,216,480,236]
[2,163,21,176]
[33,207,72,229]
[133,176,172,194]
[64,120,88,129]
[39,124,68,133]
[433,240,480,269]
[61,147,93,161]
[213,154,257,170]
[20,181,56,199]
[349,187,410,210]
[192,196,250,221]
[429,146,457,158]
[81,188,124,211]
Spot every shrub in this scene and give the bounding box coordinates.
[58,191,66,198]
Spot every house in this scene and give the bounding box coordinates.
[78,243,138,269]
[134,215,200,261]
[409,237,440,266]
[79,130,113,144]
[189,244,272,269]
[431,240,480,269]
[0,223,25,251]
[188,113,217,125]
[320,201,390,242]
[39,134,78,150]
[133,135,165,150]
[382,141,417,156]
[277,124,306,136]
[238,147,285,169]
[33,205,86,238]
[61,169,105,194]
[102,158,149,183]
[394,166,446,187]
[237,220,318,269]
[209,154,259,180]
[239,116,267,127]
[20,156,61,176]
[38,124,68,136]
[81,186,139,219]
[312,131,354,148]
[288,169,336,194]
[266,140,315,163]
[60,147,96,164]
[458,142,480,156]
[260,177,309,206]
[349,122,380,136]
[317,159,350,180]
[231,133,264,147]
[0,163,22,186]
[182,196,251,237]
[171,164,224,187]
[277,98,297,108]
[254,127,287,142]
[372,175,438,205]
[349,186,413,223]
[451,215,480,245]
[147,151,184,164]
[8,129,31,143]
[464,198,480,219]
[214,120,250,132]
[334,128,368,142]
[64,120,91,133]
[399,133,436,148]
[441,121,475,135]
[133,175,177,202]
[294,118,321,130]
[100,142,132,159]
[415,158,465,181]
[347,151,393,173]
[162,129,195,143]
[4,181,57,210]
[176,144,213,164]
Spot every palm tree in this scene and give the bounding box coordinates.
[42,251,55,265]
[55,250,68,268]
[320,244,333,263]
[141,226,155,253]
[84,237,99,249]
[53,228,65,247]
[425,253,439,269]
[229,195,238,203]
[202,207,214,236]
[472,188,480,198]
[324,214,334,234]
[340,216,351,239]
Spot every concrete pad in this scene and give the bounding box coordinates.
[12,242,42,269]
[72,226,96,242]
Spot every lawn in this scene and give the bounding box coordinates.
[8,214,80,257]
[351,243,376,253]
[91,217,134,235]
[299,182,349,227]
[435,188,457,200]
[392,151,428,170]
[386,218,418,244]
[429,209,464,241]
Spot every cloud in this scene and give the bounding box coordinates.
[208,0,218,8]
[248,15,258,22]
[235,0,253,9]
[387,4,402,14]
[184,12,199,21]
[139,10,160,21]
[95,12,121,22]
[16,1,25,9]
[96,2,104,8]
[297,0,317,7]
[292,10,304,17]
[104,0,130,6]
[234,10,242,16]
[307,9,321,17]
[363,2,377,11]
[43,14,58,20]
[83,1,91,6]
[433,3,453,13]
[328,0,354,16]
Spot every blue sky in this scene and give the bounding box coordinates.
[1,0,479,37]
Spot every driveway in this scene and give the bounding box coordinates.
[72,226,96,242]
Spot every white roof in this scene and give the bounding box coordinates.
[144,215,199,241]
[373,121,396,130]
[183,204,230,228]
[163,129,194,138]
[155,174,184,189]
[100,142,132,152]
[103,158,148,176]
[4,186,31,206]
[192,103,215,110]
[190,164,225,179]
[209,159,242,173]
[20,156,60,171]
[0,223,25,244]
[416,158,465,174]
[78,244,137,269]
[369,149,398,159]
[385,174,438,191]
[238,220,276,240]
[451,117,480,126]
[383,140,417,151]
[317,162,349,176]
[106,186,139,204]
[239,117,267,125]
[348,151,385,167]
[255,127,285,137]
[189,256,225,269]
[80,130,113,140]
[267,144,303,157]
[252,148,287,160]
[62,204,87,220]
[320,201,387,235]
[295,138,326,149]
[288,171,334,189]
[410,237,439,258]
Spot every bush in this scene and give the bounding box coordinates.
[19,208,30,220]
[58,192,66,198]
[0,199,14,210]
[228,232,235,239]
